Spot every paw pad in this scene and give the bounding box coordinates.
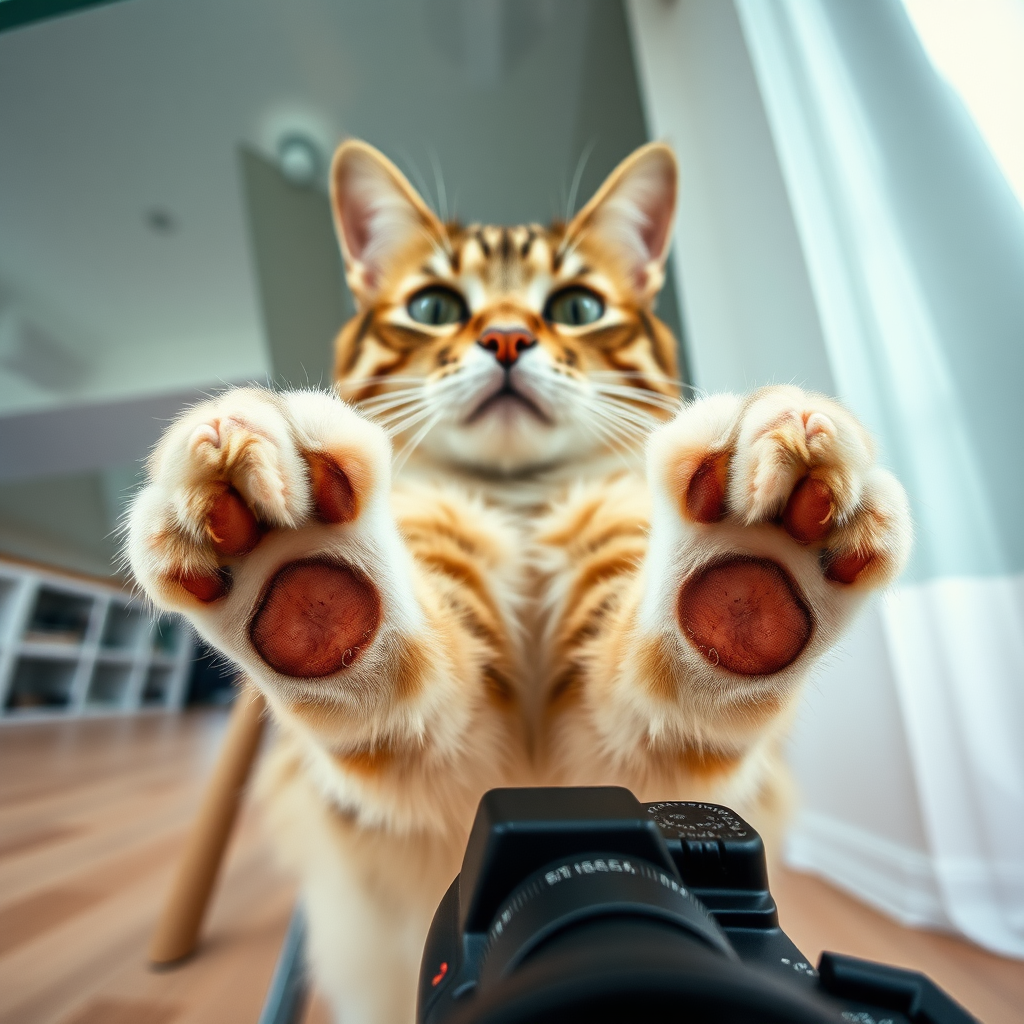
[678,556,812,675]
[308,454,357,524]
[781,477,833,544]
[176,568,230,604]
[685,453,729,523]
[207,488,262,556]
[824,550,874,584]
[249,560,381,678]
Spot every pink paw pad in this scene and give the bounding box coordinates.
[685,453,730,523]
[207,487,262,556]
[307,454,357,523]
[678,556,813,675]
[176,569,229,603]
[249,560,381,678]
[825,550,874,584]
[782,476,833,544]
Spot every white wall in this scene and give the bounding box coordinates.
[627,0,943,925]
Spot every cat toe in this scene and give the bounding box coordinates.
[207,487,263,556]
[781,476,834,543]
[307,453,358,524]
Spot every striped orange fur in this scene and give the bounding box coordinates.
[126,141,912,1023]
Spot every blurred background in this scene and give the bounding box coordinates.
[0,1,1021,1022]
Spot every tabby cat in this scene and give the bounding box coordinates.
[126,140,911,1023]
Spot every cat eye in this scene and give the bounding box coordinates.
[407,286,468,326]
[545,286,605,327]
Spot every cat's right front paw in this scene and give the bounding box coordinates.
[127,388,399,680]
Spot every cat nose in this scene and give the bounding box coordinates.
[477,329,537,368]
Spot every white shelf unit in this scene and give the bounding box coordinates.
[0,560,194,722]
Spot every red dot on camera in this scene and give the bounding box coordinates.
[432,962,448,987]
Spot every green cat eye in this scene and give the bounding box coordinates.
[407,286,468,326]
[545,287,605,327]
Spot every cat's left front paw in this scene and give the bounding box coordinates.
[647,386,912,677]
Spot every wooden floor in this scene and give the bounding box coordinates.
[1,712,1020,1024]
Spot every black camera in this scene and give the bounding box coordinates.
[418,788,974,1024]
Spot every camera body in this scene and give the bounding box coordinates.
[418,788,974,1024]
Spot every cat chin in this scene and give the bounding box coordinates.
[422,420,595,478]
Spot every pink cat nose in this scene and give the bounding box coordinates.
[478,329,537,368]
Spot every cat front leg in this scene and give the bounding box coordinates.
[539,386,911,834]
[126,386,523,831]
[127,387,525,1022]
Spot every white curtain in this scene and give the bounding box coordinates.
[734,0,1024,956]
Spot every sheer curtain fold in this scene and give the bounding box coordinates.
[735,0,1024,956]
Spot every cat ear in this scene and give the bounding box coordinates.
[564,142,677,299]
[330,140,445,303]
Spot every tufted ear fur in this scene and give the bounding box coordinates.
[330,140,445,306]
[564,142,677,300]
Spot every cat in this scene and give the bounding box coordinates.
[125,139,911,1023]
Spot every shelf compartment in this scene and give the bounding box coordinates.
[24,587,94,646]
[19,640,85,659]
[142,666,174,706]
[0,576,19,634]
[87,663,133,707]
[101,602,148,652]
[151,615,185,657]
[0,561,192,720]
[94,649,134,664]
[6,656,77,710]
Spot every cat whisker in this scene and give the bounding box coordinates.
[428,147,449,225]
[565,139,597,222]
[590,396,664,432]
[337,374,429,393]
[591,395,678,425]
[374,410,431,435]
[359,391,429,416]
[531,371,649,456]
[590,382,682,409]
[357,383,425,402]
[393,408,445,471]
[588,368,691,392]
[577,410,643,469]
[362,405,430,429]
[592,386,680,416]
[589,413,643,446]
[379,404,438,437]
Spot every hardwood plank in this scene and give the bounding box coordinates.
[60,999,182,1024]
[0,887,104,957]
[1,787,195,902]
[2,710,1020,1024]
[0,824,83,862]
[773,866,1024,1024]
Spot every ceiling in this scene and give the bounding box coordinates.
[0,0,606,420]
[0,0,673,574]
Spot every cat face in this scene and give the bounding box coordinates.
[330,141,681,475]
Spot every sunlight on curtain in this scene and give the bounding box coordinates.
[902,0,1024,212]
[736,0,1024,957]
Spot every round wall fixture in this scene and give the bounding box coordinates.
[277,134,322,187]
[145,208,177,235]
[254,103,339,191]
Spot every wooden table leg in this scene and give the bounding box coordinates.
[149,685,268,966]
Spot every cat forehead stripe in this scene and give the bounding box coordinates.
[453,225,558,276]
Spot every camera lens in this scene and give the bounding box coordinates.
[480,852,734,984]
[453,853,840,1024]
